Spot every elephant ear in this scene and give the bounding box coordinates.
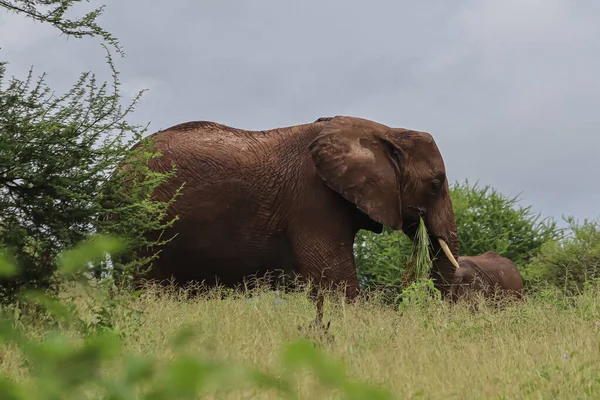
[309,116,403,230]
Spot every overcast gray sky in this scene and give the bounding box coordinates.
[1,0,599,228]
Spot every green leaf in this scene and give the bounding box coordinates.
[0,376,26,400]
[148,355,212,399]
[122,355,156,384]
[281,340,346,387]
[0,251,17,278]
[57,235,126,275]
[247,370,295,398]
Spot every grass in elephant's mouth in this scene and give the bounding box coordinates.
[402,216,432,286]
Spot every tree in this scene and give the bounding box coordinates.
[0,1,177,302]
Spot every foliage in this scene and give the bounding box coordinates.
[451,179,561,267]
[397,278,441,312]
[0,237,392,400]
[524,216,600,295]
[92,136,182,287]
[0,1,178,302]
[354,227,412,289]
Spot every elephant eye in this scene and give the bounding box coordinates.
[429,179,442,193]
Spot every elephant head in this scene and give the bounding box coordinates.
[308,116,459,292]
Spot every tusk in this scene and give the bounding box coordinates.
[438,238,460,269]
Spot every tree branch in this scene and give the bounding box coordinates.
[0,0,124,55]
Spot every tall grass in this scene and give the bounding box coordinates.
[3,280,600,399]
[2,236,600,399]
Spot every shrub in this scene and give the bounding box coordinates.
[451,179,561,268]
[92,136,182,288]
[0,0,177,302]
[354,226,412,290]
[524,216,600,295]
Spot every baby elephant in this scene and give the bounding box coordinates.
[450,251,524,301]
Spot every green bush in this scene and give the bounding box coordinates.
[354,226,412,290]
[0,0,178,302]
[524,216,600,295]
[451,179,561,268]
[92,136,182,288]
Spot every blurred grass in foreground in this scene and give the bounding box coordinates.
[1,237,600,399]
[2,282,600,399]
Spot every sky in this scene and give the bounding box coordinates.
[1,0,599,228]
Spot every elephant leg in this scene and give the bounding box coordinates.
[291,234,359,329]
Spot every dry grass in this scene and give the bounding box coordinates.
[2,281,600,399]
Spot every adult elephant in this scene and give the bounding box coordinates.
[126,115,460,325]
[450,252,525,301]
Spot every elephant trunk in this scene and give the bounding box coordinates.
[425,191,460,296]
[429,227,460,295]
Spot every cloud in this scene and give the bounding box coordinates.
[0,10,54,49]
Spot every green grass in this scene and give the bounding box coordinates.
[3,281,600,399]
[401,217,434,288]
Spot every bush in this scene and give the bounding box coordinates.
[92,136,182,287]
[354,226,412,290]
[524,216,600,295]
[0,1,177,303]
[451,179,561,268]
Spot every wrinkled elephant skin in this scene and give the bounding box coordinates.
[122,116,460,324]
[450,252,525,301]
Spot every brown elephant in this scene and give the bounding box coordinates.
[450,252,525,301]
[123,115,460,325]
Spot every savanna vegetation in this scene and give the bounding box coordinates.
[2,1,600,399]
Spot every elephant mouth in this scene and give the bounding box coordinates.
[401,216,426,242]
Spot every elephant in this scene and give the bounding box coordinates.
[122,115,460,326]
[449,251,525,301]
